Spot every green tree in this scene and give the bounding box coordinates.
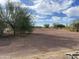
[53,23,65,29]
[4,1,33,35]
[15,9,33,34]
[0,5,6,36]
[44,24,49,28]
[0,20,6,36]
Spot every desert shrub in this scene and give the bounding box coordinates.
[53,23,65,29]
[14,9,33,34]
[69,20,79,32]
[44,24,50,28]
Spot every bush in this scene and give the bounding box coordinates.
[53,23,65,29]
[15,11,33,34]
[44,24,49,28]
[69,20,79,32]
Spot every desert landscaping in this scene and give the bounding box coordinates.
[0,0,79,59]
[0,28,79,59]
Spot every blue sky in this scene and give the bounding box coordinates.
[0,0,79,26]
[20,0,79,26]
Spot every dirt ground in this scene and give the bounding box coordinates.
[0,28,79,59]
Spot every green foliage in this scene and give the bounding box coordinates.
[70,19,79,32]
[53,23,65,29]
[0,1,33,36]
[5,1,33,35]
[44,24,50,28]
[0,20,6,36]
[15,14,33,33]
[0,5,6,36]
[14,8,32,33]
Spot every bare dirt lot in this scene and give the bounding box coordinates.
[0,28,79,59]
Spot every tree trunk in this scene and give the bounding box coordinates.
[13,25,16,36]
[0,29,3,36]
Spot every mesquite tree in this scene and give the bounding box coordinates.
[0,1,33,36]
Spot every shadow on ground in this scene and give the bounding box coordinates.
[0,35,14,46]
[0,32,79,54]
[23,33,79,51]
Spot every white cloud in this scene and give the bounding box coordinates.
[34,15,47,19]
[63,6,79,17]
[0,0,21,6]
[27,0,74,15]
[11,0,21,2]
[51,16,75,24]
[0,0,7,5]
[21,3,28,8]
[52,16,61,23]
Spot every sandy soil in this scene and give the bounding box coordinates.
[0,28,79,59]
